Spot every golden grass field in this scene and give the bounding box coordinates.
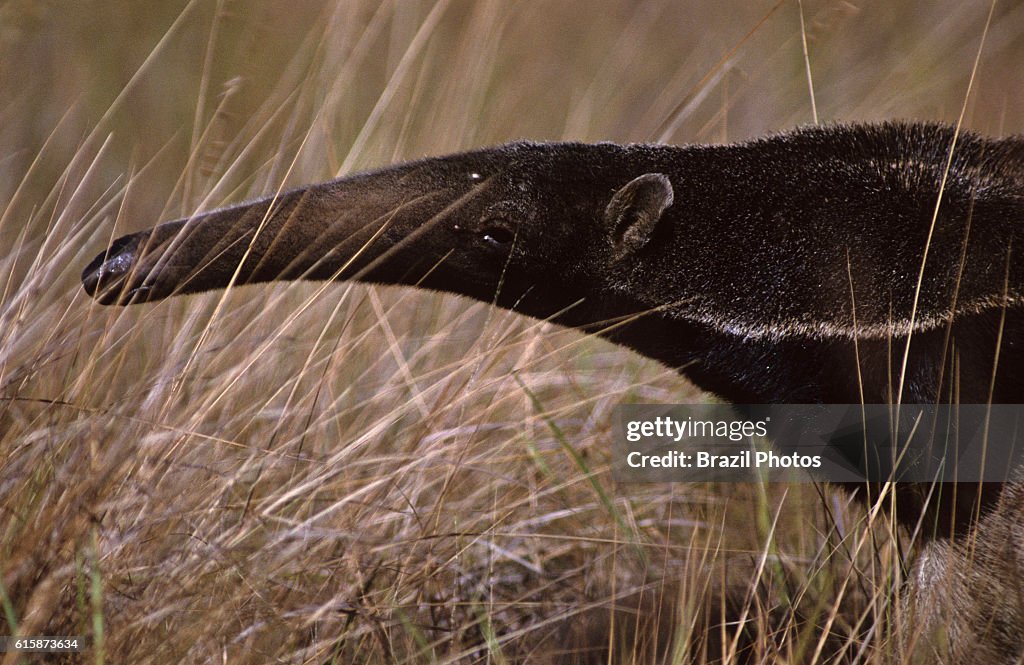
[2,1,1023,662]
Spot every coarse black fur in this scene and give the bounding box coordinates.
[82,121,1024,538]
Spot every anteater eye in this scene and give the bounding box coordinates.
[480,225,515,246]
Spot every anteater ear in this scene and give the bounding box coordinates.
[604,173,674,257]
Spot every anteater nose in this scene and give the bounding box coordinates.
[81,235,141,304]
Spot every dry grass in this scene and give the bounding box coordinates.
[2,1,1023,662]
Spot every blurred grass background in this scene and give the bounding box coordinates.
[1,1,1023,663]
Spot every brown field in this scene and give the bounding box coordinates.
[2,1,1023,662]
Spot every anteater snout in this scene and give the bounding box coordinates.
[81,233,146,305]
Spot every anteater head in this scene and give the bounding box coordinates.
[81,141,674,320]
